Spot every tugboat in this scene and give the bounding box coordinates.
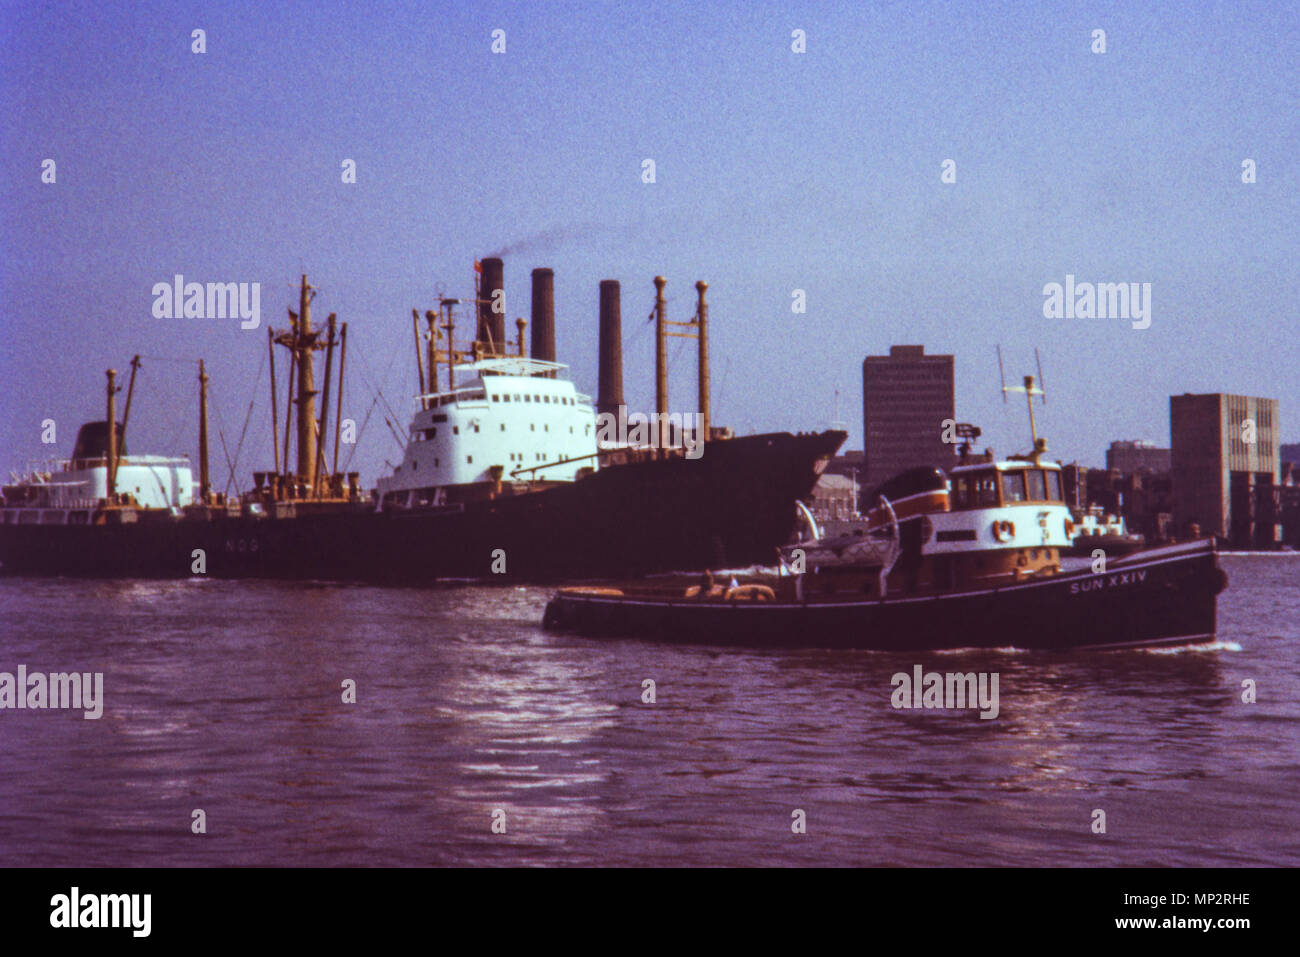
[542,372,1229,650]
[0,263,844,582]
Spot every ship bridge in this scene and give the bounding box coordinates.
[376,356,597,506]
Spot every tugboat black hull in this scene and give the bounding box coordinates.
[0,430,844,584]
[542,540,1228,652]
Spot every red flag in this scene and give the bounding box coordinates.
[473,260,482,274]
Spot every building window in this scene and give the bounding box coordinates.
[453,426,459,435]
[467,455,473,464]
[500,424,506,431]
[491,395,498,402]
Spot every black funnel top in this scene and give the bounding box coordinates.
[72,421,126,460]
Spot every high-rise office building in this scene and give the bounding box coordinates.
[1170,393,1280,547]
[861,345,955,494]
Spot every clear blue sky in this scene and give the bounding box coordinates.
[2,0,1297,488]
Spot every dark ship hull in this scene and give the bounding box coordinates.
[542,539,1227,651]
[0,430,844,584]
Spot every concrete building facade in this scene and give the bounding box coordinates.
[861,345,955,495]
[1170,393,1280,547]
[1106,440,1171,474]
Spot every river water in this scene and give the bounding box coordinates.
[1,554,1296,866]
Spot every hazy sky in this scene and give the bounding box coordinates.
[2,0,1297,488]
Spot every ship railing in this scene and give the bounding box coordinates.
[416,388,489,407]
[458,356,569,377]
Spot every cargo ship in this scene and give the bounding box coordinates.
[0,260,844,583]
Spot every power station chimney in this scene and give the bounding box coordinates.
[653,276,668,419]
[597,279,624,419]
[478,257,505,356]
[530,267,556,363]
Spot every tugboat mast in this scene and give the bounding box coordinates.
[999,346,1048,462]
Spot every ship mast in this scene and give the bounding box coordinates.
[651,275,712,450]
[295,275,319,485]
[272,275,330,494]
[198,359,211,504]
[114,355,140,481]
[998,346,1048,462]
[105,368,118,499]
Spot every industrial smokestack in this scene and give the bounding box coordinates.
[478,256,505,355]
[530,267,555,363]
[597,279,624,419]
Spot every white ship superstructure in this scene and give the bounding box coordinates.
[376,356,597,508]
[4,456,193,513]
[2,415,194,527]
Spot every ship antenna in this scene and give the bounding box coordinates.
[997,344,1008,404]
[999,348,1047,460]
[1035,347,1047,406]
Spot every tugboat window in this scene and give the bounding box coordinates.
[953,476,970,508]
[1026,469,1046,501]
[974,474,999,506]
[1002,472,1027,503]
[1045,470,1063,501]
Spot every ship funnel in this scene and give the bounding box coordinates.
[530,267,556,363]
[478,257,505,356]
[597,279,624,418]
